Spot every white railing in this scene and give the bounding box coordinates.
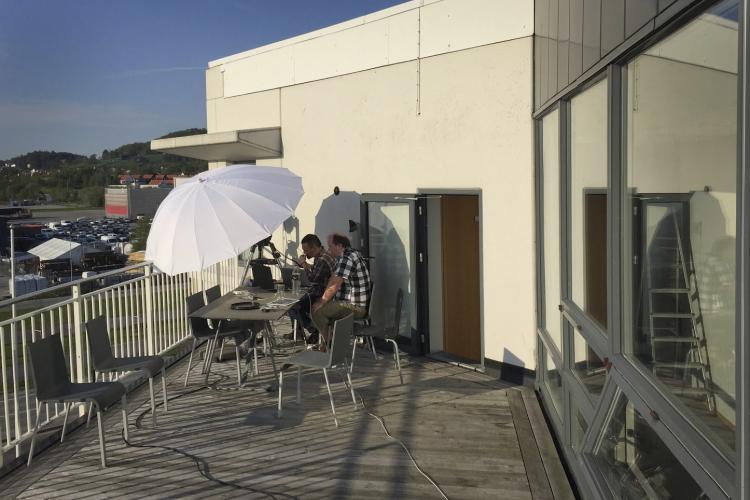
[0,257,239,457]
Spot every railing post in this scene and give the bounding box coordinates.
[71,283,85,383]
[144,265,156,355]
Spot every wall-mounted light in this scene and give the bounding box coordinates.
[348,220,359,233]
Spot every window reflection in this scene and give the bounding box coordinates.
[570,79,608,329]
[572,328,605,398]
[621,0,738,453]
[595,394,706,499]
[545,350,563,415]
[542,110,562,351]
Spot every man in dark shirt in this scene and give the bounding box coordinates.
[290,234,335,343]
[312,233,371,346]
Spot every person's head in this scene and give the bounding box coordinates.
[328,233,351,257]
[300,234,323,258]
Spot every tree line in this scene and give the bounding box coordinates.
[1,129,208,207]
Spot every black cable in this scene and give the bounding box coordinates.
[121,382,298,500]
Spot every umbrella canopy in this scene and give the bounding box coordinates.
[145,165,303,275]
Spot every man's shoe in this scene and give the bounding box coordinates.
[306,331,319,345]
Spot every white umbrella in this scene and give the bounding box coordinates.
[145,165,303,275]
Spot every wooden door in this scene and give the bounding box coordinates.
[441,195,481,362]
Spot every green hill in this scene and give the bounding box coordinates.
[0,128,209,207]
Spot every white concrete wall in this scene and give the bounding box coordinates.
[209,0,533,98]
[201,0,536,368]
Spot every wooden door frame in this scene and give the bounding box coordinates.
[419,188,485,369]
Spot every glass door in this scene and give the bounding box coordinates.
[362,194,424,354]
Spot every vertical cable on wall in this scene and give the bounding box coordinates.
[417,0,423,116]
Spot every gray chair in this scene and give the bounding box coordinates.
[278,313,356,427]
[184,291,249,387]
[26,334,128,468]
[85,316,167,427]
[352,288,404,384]
[205,285,222,303]
[353,282,378,358]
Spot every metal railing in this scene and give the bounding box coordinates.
[0,257,239,457]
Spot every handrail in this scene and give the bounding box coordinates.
[0,262,150,309]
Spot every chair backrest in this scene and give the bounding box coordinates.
[85,316,115,370]
[328,313,354,367]
[205,285,222,303]
[388,288,404,338]
[186,291,211,337]
[364,281,375,320]
[27,334,70,402]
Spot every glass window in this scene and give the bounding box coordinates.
[572,407,589,453]
[545,349,564,415]
[572,328,606,398]
[542,110,562,351]
[621,0,738,453]
[570,78,609,329]
[594,393,705,499]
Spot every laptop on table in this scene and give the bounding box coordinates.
[251,263,276,291]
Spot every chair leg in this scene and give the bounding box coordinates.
[96,407,107,468]
[184,338,197,387]
[346,364,357,409]
[26,408,42,467]
[350,338,357,374]
[235,345,242,386]
[161,367,168,412]
[297,366,302,404]
[277,370,284,418]
[204,328,221,385]
[201,337,213,374]
[149,377,156,427]
[121,395,129,442]
[293,318,297,342]
[322,368,338,428]
[253,344,259,375]
[60,401,71,443]
[388,339,403,385]
[218,338,225,361]
[86,401,94,427]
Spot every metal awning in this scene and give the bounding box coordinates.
[150,127,282,161]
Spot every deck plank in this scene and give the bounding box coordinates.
[1,339,573,499]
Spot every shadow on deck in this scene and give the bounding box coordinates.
[0,339,576,499]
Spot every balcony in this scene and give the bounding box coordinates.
[0,261,574,498]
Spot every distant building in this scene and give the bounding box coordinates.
[105,184,171,218]
[117,173,174,187]
[28,238,87,264]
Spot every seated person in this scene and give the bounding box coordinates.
[312,233,371,347]
[288,233,336,344]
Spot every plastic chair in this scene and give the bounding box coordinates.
[352,288,404,384]
[205,285,222,303]
[278,314,356,427]
[184,291,249,387]
[26,334,128,468]
[352,282,377,358]
[85,316,167,426]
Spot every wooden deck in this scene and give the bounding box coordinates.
[0,338,576,499]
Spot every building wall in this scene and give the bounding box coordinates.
[205,35,535,368]
[534,0,707,111]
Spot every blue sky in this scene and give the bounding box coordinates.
[0,0,406,159]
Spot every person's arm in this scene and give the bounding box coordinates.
[312,276,343,312]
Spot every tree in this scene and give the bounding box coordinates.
[131,218,150,251]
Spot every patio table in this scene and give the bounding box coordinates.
[190,287,305,388]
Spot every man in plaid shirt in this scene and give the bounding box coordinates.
[290,234,336,343]
[312,233,371,345]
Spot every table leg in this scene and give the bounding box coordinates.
[204,321,222,386]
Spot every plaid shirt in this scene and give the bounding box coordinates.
[308,249,336,296]
[334,247,371,308]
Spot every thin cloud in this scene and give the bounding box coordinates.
[100,66,204,80]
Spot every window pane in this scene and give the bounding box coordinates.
[621,0,738,453]
[594,394,705,499]
[542,110,562,350]
[572,408,589,453]
[572,329,606,398]
[545,349,563,415]
[570,79,608,328]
